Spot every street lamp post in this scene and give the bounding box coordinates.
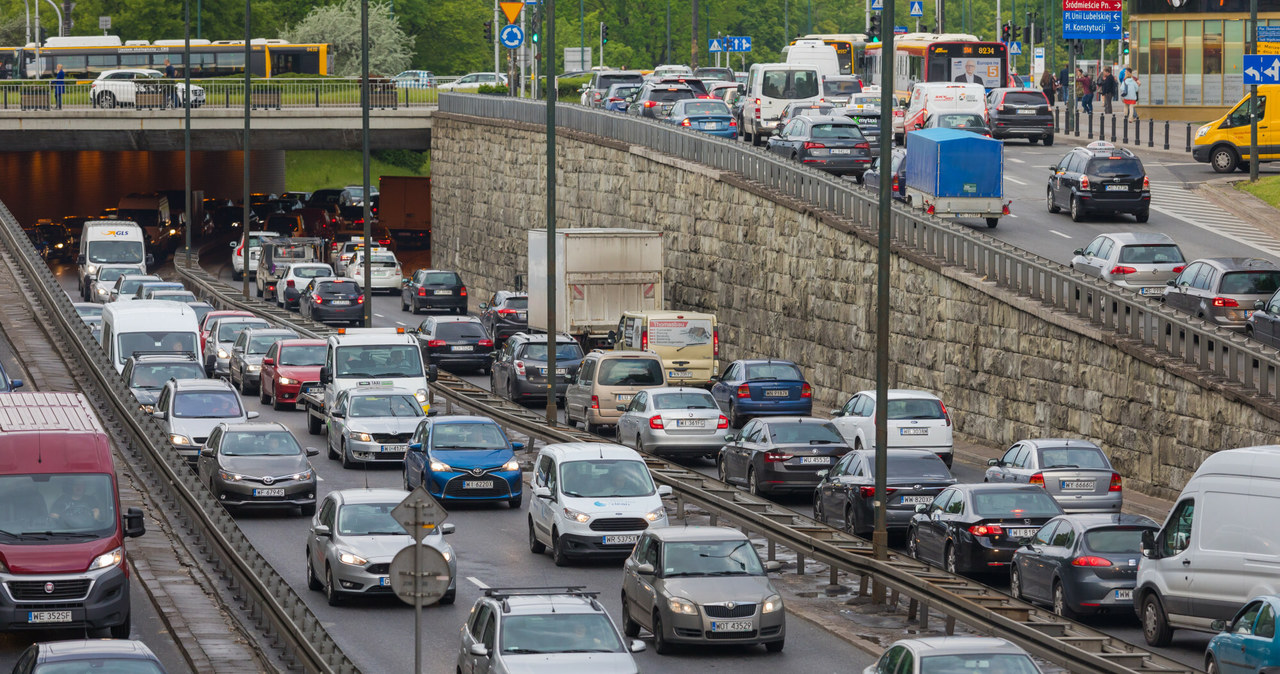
[545,0,558,426]
[184,0,192,266]
[873,0,895,567]
[362,0,373,326]
[240,0,250,299]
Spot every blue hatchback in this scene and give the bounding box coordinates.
[710,359,812,427]
[403,416,524,507]
[1206,594,1280,673]
[664,99,737,138]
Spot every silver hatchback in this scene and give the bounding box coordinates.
[614,387,728,458]
[1163,257,1280,330]
[1070,232,1186,296]
[984,439,1122,513]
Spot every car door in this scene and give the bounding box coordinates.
[987,444,1022,482]
[710,361,738,410]
[737,420,767,480]
[1017,520,1060,602]
[1165,262,1202,314]
[1073,236,1109,277]
[310,496,337,579]
[618,391,645,444]
[723,420,752,481]
[627,536,661,628]
[461,604,493,674]
[818,453,854,524]
[261,342,278,396]
[566,358,594,423]
[1049,153,1071,205]
[1217,600,1265,674]
[917,489,955,564]
[1261,292,1280,346]
[830,394,862,444]
[327,391,349,454]
[1043,520,1080,601]
[196,424,219,484]
[404,421,428,488]
[849,395,875,448]
[530,455,556,539]
[231,331,249,382]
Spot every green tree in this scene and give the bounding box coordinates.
[283,0,412,76]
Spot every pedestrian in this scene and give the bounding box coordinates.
[1058,66,1070,106]
[163,58,179,108]
[53,63,65,110]
[1077,68,1094,115]
[1121,70,1141,121]
[1039,69,1057,106]
[1099,66,1117,114]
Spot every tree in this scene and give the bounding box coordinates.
[283,0,412,76]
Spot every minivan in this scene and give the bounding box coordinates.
[612,310,718,386]
[901,82,986,140]
[565,350,666,433]
[741,63,822,146]
[1194,85,1280,173]
[102,300,201,374]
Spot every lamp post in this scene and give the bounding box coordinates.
[544,0,558,426]
[240,0,250,299]
[184,0,192,265]
[362,0,373,325]
[873,0,895,566]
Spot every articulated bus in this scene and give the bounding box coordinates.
[856,33,1009,101]
[0,36,330,80]
[789,33,870,77]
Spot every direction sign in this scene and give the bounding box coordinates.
[870,0,883,10]
[1009,41,1022,55]
[1260,26,1280,42]
[1261,42,1280,56]
[894,25,908,34]
[500,1,524,23]
[500,24,524,48]
[388,544,452,607]
[392,485,448,542]
[726,36,752,52]
[1244,54,1280,85]
[709,38,724,52]
[909,1,924,16]
[1061,10,1121,40]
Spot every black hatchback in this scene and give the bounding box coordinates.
[908,483,1064,575]
[766,115,872,180]
[1047,141,1151,223]
[401,268,467,314]
[627,83,696,120]
[985,88,1055,144]
[415,315,493,373]
[479,290,527,342]
[299,278,365,326]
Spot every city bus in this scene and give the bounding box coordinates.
[857,33,1008,101]
[789,33,870,77]
[1,36,330,80]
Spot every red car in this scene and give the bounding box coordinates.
[259,338,327,411]
[199,310,255,358]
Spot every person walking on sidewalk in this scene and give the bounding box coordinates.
[53,64,65,110]
[1058,66,1070,106]
[1040,69,1057,106]
[1121,71,1141,121]
[1099,67,1117,114]
[1076,68,1095,115]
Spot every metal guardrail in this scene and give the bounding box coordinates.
[0,213,357,673]
[176,253,1194,674]
[438,93,1280,406]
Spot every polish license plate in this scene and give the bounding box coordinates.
[830,148,852,155]
[764,389,789,397]
[452,345,474,352]
[1105,184,1129,191]
[382,444,408,453]
[675,419,707,428]
[1007,528,1037,538]
[331,300,351,305]
[27,611,72,624]
[1138,287,1159,295]
[1061,480,1096,490]
[957,213,980,218]
[303,386,321,395]
[517,311,527,319]
[711,620,753,632]
[254,488,285,497]
[900,427,929,435]
[464,480,494,489]
[379,577,391,587]
[603,534,640,545]
[616,394,634,403]
[1114,589,1133,601]
[901,495,933,504]
[668,370,693,378]
[800,456,831,464]
[707,123,723,130]
[434,289,453,295]
[1017,109,1035,115]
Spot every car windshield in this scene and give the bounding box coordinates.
[1117,244,1184,264]
[248,335,286,355]
[432,322,488,340]
[129,362,204,389]
[647,318,713,348]
[76,305,104,319]
[887,452,953,479]
[1084,526,1152,554]
[744,363,803,380]
[218,321,268,342]
[502,297,528,309]
[430,422,507,449]
[36,224,67,239]
[348,394,423,418]
[679,101,730,115]
[886,398,946,420]
[972,490,1063,518]
[87,240,145,264]
[652,392,718,410]
[34,659,166,674]
[518,343,583,360]
[336,502,406,536]
[919,654,1041,674]
[0,474,117,540]
[767,422,844,444]
[811,123,864,139]
[1086,157,1144,177]
[559,459,656,498]
[499,614,625,655]
[937,113,986,127]
[662,539,765,577]
[97,267,133,282]
[1036,447,1111,469]
[824,79,862,95]
[597,358,664,386]
[279,345,326,366]
[422,272,460,285]
[334,345,424,378]
[221,430,302,456]
[173,391,243,418]
[293,266,332,279]
[117,331,198,363]
[1220,270,1280,295]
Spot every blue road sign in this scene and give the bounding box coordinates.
[1009,41,1022,55]
[1062,10,1121,40]
[709,38,724,52]
[909,1,923,16]
[1260,26,1280,42]
[727,36,752,52]
[1244,54,1280,84]
[499,24,524,48]
[894,25,908,34]
[870,0,883,10]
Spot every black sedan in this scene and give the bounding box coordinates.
[415,315,494,374]
[1010,513,1157,619]
[766,115,872,180]
[401,268,467,314]
[813,449,955,537]
[299,278,366,326]
[908,483,1063,575]
[922,112,992,137]
[864,147,907,202]
[717,416,852,496]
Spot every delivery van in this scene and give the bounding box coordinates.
[102,301,201,374]
[900,82,986,139]
[1193,85,1280,173]
[77,222,151,301]
[612,310,718,386]
[783,40,840,80]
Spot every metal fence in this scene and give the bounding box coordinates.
[439,93,1280,405]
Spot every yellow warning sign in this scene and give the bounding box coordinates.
[1261,42,1280,56]
[500,1,524,24]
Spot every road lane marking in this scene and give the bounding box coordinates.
[374,313,385,318]
[1005,176,1028,186]
[1009,157,1026,164]
[1049,229,1073,239]
[468,577,489,589]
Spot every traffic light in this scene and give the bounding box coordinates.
[601,22,608,44]
[1022,25,1030,42]
[1009,24,1018,43]
[1122,39,1130,55]
[868,15,881,43]
[483,20,493,41]
[1001,23,1010,43]
[531,16,539,43]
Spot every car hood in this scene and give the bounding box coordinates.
[218,454,309,476]
[430,448,512,469]
[347,417,424,435]
[1,537,121,575]
[661,576,775,603]
[276,365,322,380]
[242,354,266,366]
[172,416,241,439]
[131,388,160,405]
[336,533,448,562]
[498,653,637,673]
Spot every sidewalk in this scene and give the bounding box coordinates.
[1047,101,1204,161]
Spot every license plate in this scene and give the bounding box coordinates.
[900,427,929,435]
[1017,109,1035,115]
[254,488,285,497]
[675,419,707,428]
[331,300,351,305]
[800,456,831,464]
[382,444,408,453]
[303,386,321,395]
[434,289,453,295]
[1114,589,1133,601]
[1105,184,1128,191]
[1246,310,1255,319]
[603,534,640,545]
[1061,480,1096,490]
[1138,287,1159,295]
[668,370,693,378]
[711,620,753,632]
[464,480,494,489]
[452,345,474,352]
[1007,528,1037,538]
[957,213,981,218]
[901,495,933,504]
[616,394,634,403]
[379,577,391,587]
[28,611,72,624]
[764,389,789,398]
[830,148,852,155]
[517,311,527,319]
[707,123,723,129]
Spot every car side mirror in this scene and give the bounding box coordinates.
[830,409,843,417]
[77,254,87,264]
[319,366,331,384]
[616,404,627,411]
[1141,529,1158,558]
[331,410,344,419]
[306,447,320,457]
[630,640,647,653]
[151,410,165,419]
[1073,248,1084,256]
[479,302,489,310]
[9,379,21,390]
[123,507,145,538]
[401,277,410,286]
[1166,279,1177,287]
[1211,619,1227,632]
[199,447,215,457]
[511,442,524,451]
[657,485,672,497]
[816,469,828,478]
[247,411,260,420]
[1257,300,1267,310]
[262,357,274,366]
[468,644,488,657]
[229,241,238,249]
[441,522,456,535]
[915,504,930,514]
[428,364,438,382]
[987,458,1002,466]
[764,560,782,572]
[145,254,155,266]
[1018,536,1033,546]
[408,442,423,452]
[607,330,617,342]
[313,524,332,537]
[427,408,439,417]
[533,485,552,499]
[723,433,736,441]
[636,563,655,575]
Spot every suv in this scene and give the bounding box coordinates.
[491,332,585,404]
[479,290,528,342]
[257,237,325,299]
[229,327,298,396]
[985,88,1055,144]
[401,268,467,314]
[150,378,258,462]
[1163,257,1280,330]
[1046,141,1151,222]
[414,315,494,373]
[457,587,644,673]
[582,70,645,107]
[564,350,666,433]
[90,69,204,109]
[627,83,696,120]
[120,352,205,412]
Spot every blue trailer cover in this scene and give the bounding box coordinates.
[904,128,1003,199]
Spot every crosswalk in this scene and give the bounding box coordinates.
[1148,182,1280,258]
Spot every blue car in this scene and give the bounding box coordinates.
[0,360,22,392]
[1206,594,1280,674]
[664,99,737,138]
[403,415,524,507]
[710,359,812,427]
[604,83,641,113]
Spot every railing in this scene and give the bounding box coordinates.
[439,93,1280,404]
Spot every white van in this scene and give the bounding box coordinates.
[102,300,201,373]
[612,310,718,385]
[1135,445,1280,646]
[528,442,672,565]
[783,40,840,80]
[900,82,986,139]
[741,63,822,146]
[78,221,150,301]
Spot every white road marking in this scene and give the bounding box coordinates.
[1006,213,1018,218]
[468,577,489,589]
[1005,176,1028,186]
[1008,157,1027,164]
[1049,229,1073,239]
[374,313,385,318]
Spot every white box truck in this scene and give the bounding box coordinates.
[527,228,663,349]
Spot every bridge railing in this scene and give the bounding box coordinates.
[439,92,1280,403]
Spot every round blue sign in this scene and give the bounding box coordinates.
[500,24,524,49]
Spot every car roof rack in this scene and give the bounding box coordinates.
[483,586,602,613]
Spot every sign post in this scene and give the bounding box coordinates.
[390,486,452,674]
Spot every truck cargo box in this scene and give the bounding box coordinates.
[904,128,1003,199]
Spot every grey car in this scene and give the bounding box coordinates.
[1070,232,1186,297]
[621,526,785,654]
[196,422,319,515]
[615,387,727,458]
[984,439,1123,514]
[306,488,456,606]
[718,416,852,496]
[326,387,426,467]
[152,378,258,462]
[490,332,584,404]
[863,636,1044,674]
[1162,257,1280,330]
[121,352,205,412]
[229,327,297,396]
[203,316,271,377]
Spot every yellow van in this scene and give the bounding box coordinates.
[612,310,719,385]
[1193,85,1280,173]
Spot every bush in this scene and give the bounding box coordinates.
[373,149,427,171]
[477,84,509,95]
[557,75,591,97]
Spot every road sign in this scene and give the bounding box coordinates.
[894,25,907,34]
[870,0,883,11]
[1033,47,1045,76]
[388,544,452,606]
[709,38,724,52]
[1260,26,1280,42]
[392,485,449,542]
[1261,43,1280,56]
[1061,11,1121,40]
[500,1,524,23]
[500,24,524,48]
[98,16,110,29]
[1009,41,1022,55]
[726,36,752,52]
[909,1,924,16]
[1245,54,1280,85]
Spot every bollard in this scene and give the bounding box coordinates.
[945,615,956,635]
[1135,117,1141,146]
[908,598,919,620]
[1123,116,1129,144]
[315,89,320,108]
[859,574,869,597]
[1111,114,1117,143]
[1087,112,1094,139]
[1148,117,1155,147]
[1074,110,1080,137]
[1055,106,1060,129]
[797,553,805,575]
[920,599,930,628]
[1186,122,1192,152]
[768,539,776,561]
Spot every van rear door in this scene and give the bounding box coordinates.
[759,68,821,123]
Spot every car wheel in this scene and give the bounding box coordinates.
[552,529,571,567]
[401,294,408,312]
[98,91,117,109]
[1010,566,1023,599]
[260,385,270,405]
[306,551,322,590]
[652,611,673,655]
[1135,209,1150,223]
[1053,580,1078,619]
[1070,196,1085,222]
[845,505,861,536]
[308,412,323,436]
[1206,655,1220,674]
[718,456,729,483]
[325,566,343,606]
[528,517,546,554]
[402,469,411,492]
[730,406,745,429]
[327,437,339,460]
[765,639,784,653]
[1142,593,1174,647]
[244,377,258,397]
[1210,146,1239,174]
[1042,134,1054,146]
[439,589,456,605]
[747,468,765,496]
[300,502,315,517]
[907,527,920,559]
[621,594,641,637]
[232,270,243,282]
[272,392,289,412]
[508,490,522,509]
[944,542,959,574]
[109,613,131,639]
[985,217,999,228]
[813,495,825,523]
[341,440,355,469]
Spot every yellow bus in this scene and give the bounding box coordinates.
[2,36,330,79]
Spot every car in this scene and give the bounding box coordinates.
[1010,513,1158,619]
[0,360,23,392]
[1163,257,1280,331]
[614,387,728,458]
[821,74,863,105]
[121,352,205,412]
[150,377,259,463]
[11,639,168,674]
[330,239,366,272]
[258,338,327,411]
[663,99,737,138]
[621,526,785,654]
[604,83,642,113]
[864,637,1044,674]
[707,81,742,105]
[414,315,494,373]
[921,111,992,136]
[197,422,319,515]
[830,389,955,467]
[1205,594,1280,674]
[627,83,696,120]
[814,449,956,536]
[985,439,1124,513]
[403,415,523,506]
[230,231,281,281]
[148,290,198,304]
[72,302,104,340]
[457,587,643,673]
[1046,141,1151,222]
[90,68,205,109]
[907,483,1064,575]
[491,332,584,404]
[479,290,527,342]
[777,101,839,125]
[307,188,356,210]
[717,416,851,496]
[401,268,468,314]
[766,115,872,180]
[198,309,255,357]
[1071,232,1187,298]
[564,350,667,433]
[274,262,335,309]
[132,281,185,301]
[582,70,645,107]
[864,147,907,201]
[648,75,710,97]
[710,359,813,426]
[985,87,1055,144]
[838,106,883,154]
[391,69,436,89]
[651,64,694,79]
[299,278,366,326]
[228,327,298,396]
[257,237,326,299]
[345,248,402,294]
[202,315,271,377]
[693,66,735,83]
[108,274,161,303]
[186,301,215,326]
[87,265,141,303]
[438,72,507,91]
[342,185,379,207]
[326,386,426,467]
[32,221,76,262]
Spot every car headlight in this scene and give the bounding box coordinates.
[762,595,783,614]
[352,432,374,442]
[278,377,298,385]
[291,470,313,481]
[247,364,260,373]
[338,552,369,566]
[217,348,229,359]
[88,547,124,571]
[668,597,698,615]
[96,286,108,296]
[1196,124,1210,138]
[563,507,591,523]
[429,459,453,472]
[169,434,192,446]
[503,458,520,471]
[218,471,245,481]
[54,243,63,249]
[85,263,99,275]
[414,389,429,403]
[644,506,666,522]
[441,549,453,562]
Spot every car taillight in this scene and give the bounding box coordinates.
[1071,556,1113,567]
[1109,472,1123,492]
[803,141,826,149]
[649,416,665,429]
[801,383,812,398]
[717,415,728,429]
[640,328,648,351]
[427,339,446,347]
[764,451,793,463]
[608,97,622,102]
[236,244,244,256]
[754,105,761,119]
[514,360,526,376]
[379,239,390,245]
[1080,175,1091,190]
[497,308,518,314]
[1172,265,1186,274]
[357,295,365,304]
[858,486,899,498]
[713,329,719,357]
[286,279,295,287]
[314,295,323,305]
[478,339,494,347]
[1002,202,1010,215]
[1213,297,1240,307]
[891,174,899,191]
[680,119,692,127]
[854,142,869,150]
[1029,473,1045,487]
[1143,175,1150,189]
[590,395,599,410]
[1109,266,1138,275]
[969,524,1005,536]
[644,101,658,107]
[417,288,426,296]
[997,104,1006,112]
[460,287,467,297]
[737,384,750,398]
[940,402,951,427]
[729,120,737,127]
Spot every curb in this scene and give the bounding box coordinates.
[1200,177,1280,245]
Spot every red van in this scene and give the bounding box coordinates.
[0,392,145,637]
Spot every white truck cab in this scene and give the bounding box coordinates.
[314,328,436,433]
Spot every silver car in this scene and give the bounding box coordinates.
[863,636,1043,674]
[984,439,1122,513]
[326,387,425,467]
[1163,257,1280,330]
[1070,232,1186,297]
[203,316,270,377]
[228,327,297,396]
[306,488,456,606]
[152,378,258,463]
[621,526,785,654]
[614,387,727,458]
